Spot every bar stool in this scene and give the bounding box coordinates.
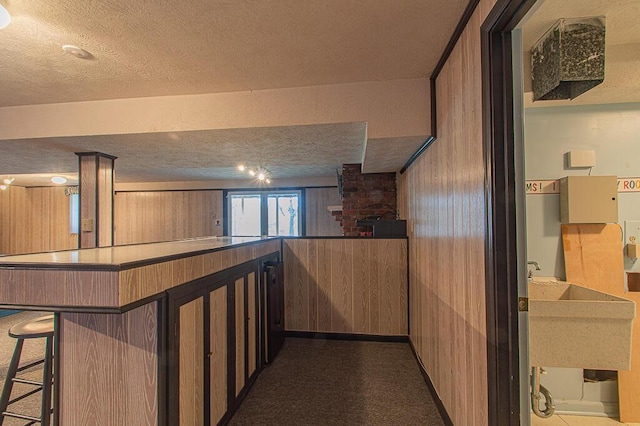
[0,315,54,426]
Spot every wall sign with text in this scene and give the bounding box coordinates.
[526,178,640,194]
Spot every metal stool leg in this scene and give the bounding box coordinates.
[0,338,24,425]
[41,335,53,426]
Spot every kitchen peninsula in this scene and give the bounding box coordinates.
[0,236,281,425]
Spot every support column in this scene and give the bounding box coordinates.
[76,152,117,248]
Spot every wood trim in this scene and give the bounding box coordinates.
[285,331,409,343]
[114,185,338,193]
[75,151,118,161]
[283,236,407,240]
[481,0,538,424]
[53,313,61,425]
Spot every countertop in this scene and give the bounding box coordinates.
[0,236,276,270]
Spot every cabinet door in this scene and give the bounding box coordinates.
[247,272,258,378]
[179,296,205,426]
[209,286,227,425]
[234,277,245,396]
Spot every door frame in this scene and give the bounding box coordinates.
[481,0,539,424]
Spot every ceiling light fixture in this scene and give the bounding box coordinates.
[51,176,67,184]
[0,3,11,30]
[237,164,272,184]
[62,45,92,59]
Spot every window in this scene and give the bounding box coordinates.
[268,193,299,236]
[70,193,79,234]
[227,190,302,236]
[229,193,262,237]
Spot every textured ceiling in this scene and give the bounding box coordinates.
[0,123,366,185]
[0,0,468,183]
[521,0,640,106]
[0,0,467,107]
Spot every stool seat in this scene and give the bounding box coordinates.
[1,314,55,426]
[8,315,54,339]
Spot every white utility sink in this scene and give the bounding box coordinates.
[528,279,636,370]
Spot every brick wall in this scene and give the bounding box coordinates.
[338,164,397,236]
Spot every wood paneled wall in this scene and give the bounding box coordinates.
[1,187,341,254]
[0,186,77,255]
[305,187,342,236]
[283,238,407,336]
[0,186,27,254]
[59,302,158,425]
[398,1,496,424]
[114,191,223,245]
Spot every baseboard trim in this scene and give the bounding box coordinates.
[408,339,454,426]
[285,331,409,343]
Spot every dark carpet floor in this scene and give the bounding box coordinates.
[229,338,445,426]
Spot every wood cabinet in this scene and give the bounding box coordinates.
[168,254,278,425]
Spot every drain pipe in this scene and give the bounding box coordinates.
[531,366,555,418]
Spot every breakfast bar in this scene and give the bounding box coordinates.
[0,236,281,425]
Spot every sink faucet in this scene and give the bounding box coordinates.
[527,261,541,279]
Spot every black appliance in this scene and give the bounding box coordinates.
[355,219,407,237]
[263,261,284,363]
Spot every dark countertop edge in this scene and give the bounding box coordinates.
[282,236,408,240]
[0,238,279,272]
[0,303,123,314]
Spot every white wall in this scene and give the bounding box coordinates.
[525,102,640,280]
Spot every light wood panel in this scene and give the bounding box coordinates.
[97,155,114,247]
[0,268,119,308]
[0,186,27,255]
[398,1,495,423]
[79,155,98,248]
[283,238,407,336]
[209,286,227,425]
[0,186,77,255]
[234,277,245,396]
[58,302,158,425]
[247,272,257,377]
[305,187,342,236]
[114,190,223,245]
[78,154,114,248]
[562,224,640,422]
[179,297,205,426]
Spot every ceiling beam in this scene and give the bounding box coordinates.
[0,79,429,142]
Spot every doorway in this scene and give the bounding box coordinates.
[484,0,640,424]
